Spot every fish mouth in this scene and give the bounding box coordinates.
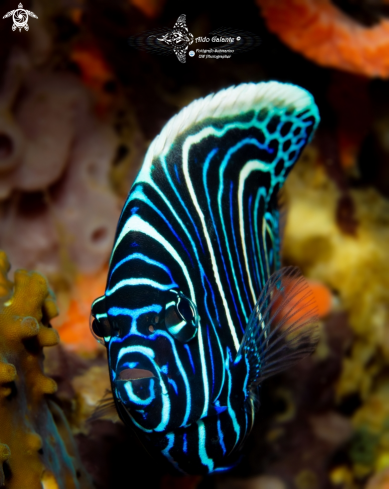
[117,368,155,381]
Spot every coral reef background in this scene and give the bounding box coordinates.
[0,250,94,488]
[0,0,389,488]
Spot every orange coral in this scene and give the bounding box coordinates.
[306,279,333,318]
[130,0,166,18]
[70,46,112,90]
[69,8,83,25]
[70,44,115,115]
[53,266,108,353]
[0,250,94,488]
[273,274,332,329]
[257,0,389,77]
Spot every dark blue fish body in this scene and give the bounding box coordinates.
[91,82,320,474]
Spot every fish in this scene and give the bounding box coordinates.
[90,81,320,474]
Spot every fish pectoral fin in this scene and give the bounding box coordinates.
[87,389,120,424]
[236,266,320,387]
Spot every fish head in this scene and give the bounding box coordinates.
[90,258,202,434]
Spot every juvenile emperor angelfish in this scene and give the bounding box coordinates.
[91,81,320,474]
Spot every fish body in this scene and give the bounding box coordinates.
[91,81,320,474]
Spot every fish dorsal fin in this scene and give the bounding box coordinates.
[236,267,319,387]
[147,82,319,158]
[136,81,320,196]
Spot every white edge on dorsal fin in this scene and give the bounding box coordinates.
[140,81,320,172]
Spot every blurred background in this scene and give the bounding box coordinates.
[0,0,389,488]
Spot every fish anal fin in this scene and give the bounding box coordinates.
[237,266,319,387]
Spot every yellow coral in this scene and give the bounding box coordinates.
[283,151,389,482]
[329,465,355,489]
[0,250,94,489]
[294,469,318,489]
[283,151,389,400]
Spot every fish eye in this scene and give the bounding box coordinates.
[90,295,116,345]
[164,291,199,343]
[89,313,113,345]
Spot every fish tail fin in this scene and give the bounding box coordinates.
[236,266,320,387]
